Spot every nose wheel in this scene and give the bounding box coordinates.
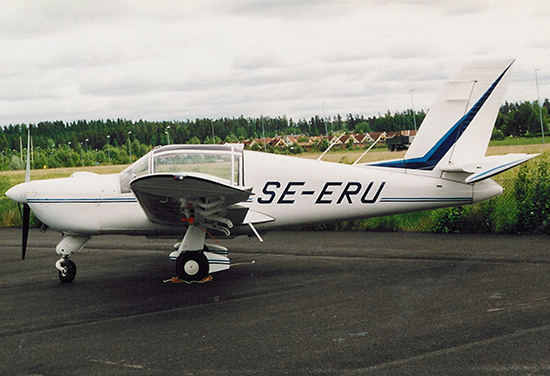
[57,259,77,283]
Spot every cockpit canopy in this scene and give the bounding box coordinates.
[119,144,244,193]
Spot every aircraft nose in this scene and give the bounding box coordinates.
[6,183,29,204]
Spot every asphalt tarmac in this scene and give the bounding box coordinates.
[1,228,550,375]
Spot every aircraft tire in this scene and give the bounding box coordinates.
[176,251,209,282]
[58,259,77,283]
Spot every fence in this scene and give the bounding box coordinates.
[317,178,550,235]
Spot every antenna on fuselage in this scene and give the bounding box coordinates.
[352,133,384,165]
[317,132,346,161]
[448,80,478,166]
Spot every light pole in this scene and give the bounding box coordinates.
[211,123,215,144]
[261,115,266,152]
[410,89,417,132]
[535,68,545,145]
[106,135,111,164]
[322,102,328,143]
[165,126,171,145]
[127,131,132,164]
[85,138,89,165]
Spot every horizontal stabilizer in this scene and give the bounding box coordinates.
[441,154,539,183]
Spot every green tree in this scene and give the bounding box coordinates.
[9,155,24,170]
[224,133,239,143]
[354,121,372,134]
[187,136,201,144]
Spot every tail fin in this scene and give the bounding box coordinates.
[373,59,516,171]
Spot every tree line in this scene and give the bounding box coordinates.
[494,99,550,138]
[0,99,547,170]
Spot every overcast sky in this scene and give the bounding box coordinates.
[0,0,549,127]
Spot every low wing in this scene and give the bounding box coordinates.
[130,173,253,234]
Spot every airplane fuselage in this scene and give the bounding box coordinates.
[12,150,503,238]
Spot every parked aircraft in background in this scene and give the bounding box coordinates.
[6,59,538,284]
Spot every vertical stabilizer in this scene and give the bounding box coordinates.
[372,59,515,171]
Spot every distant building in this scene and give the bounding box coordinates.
[242,131,417,151]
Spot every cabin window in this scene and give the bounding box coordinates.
[153,150,240,185]
[118,145,243,194]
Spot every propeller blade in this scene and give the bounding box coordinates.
[22,203,30,260]
[22,127,32,260]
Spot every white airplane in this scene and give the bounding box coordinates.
[6,59,538,284]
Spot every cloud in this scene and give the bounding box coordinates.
[227,0,349,21]
[0,0,549,126]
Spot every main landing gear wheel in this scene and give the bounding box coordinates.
[58,259,77,284]
[175,251,209,282]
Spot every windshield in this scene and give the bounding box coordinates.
[119,154,150,194]
[119,144,243,193]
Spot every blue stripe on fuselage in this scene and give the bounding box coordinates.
[27,198,137,204]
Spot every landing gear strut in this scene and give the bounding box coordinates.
[54,235,90,284]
